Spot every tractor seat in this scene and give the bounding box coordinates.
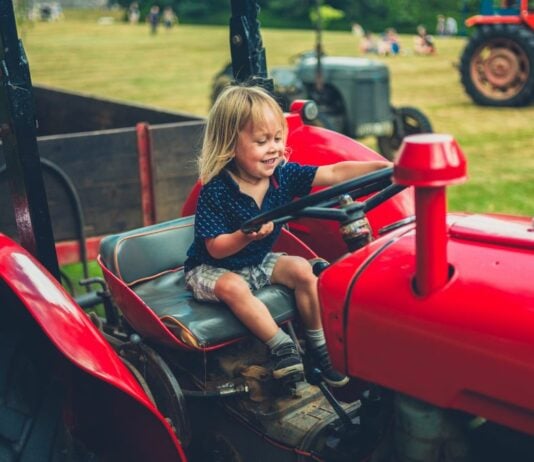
[99,216,297,351]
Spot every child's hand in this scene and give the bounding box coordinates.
[246,221,274,240]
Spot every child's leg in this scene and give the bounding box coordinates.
[187,265,303,381]
[270,255,321,330]
[214,271,303,381]
[214,272,278,342]
[271,256,348,387]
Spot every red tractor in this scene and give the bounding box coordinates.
[98,118,534,462]
[460,0,534,106]
[2,1,534,461]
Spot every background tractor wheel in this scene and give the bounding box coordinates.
[377,106,433,161]
[459,24,534,107]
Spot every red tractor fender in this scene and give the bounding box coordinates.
[466,0,534,29]
[466,14,523,27]
[0,234,187,461]
[181,105,414,261]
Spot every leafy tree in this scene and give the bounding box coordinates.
[309,3,345,28]
[114,0,477,33]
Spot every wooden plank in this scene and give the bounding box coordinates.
[151,121,205,221]
[34,85,202,137]
[1,120,206,245]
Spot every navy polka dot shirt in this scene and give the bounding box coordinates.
[184,162,318,272]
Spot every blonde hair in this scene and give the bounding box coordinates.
[198,85,287,184]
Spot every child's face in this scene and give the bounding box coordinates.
[234,107,284,183]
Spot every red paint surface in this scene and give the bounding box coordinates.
[55,236,102,265]
[394,134,467,295]
[320,213,534,436]
[414,188,449,295]
[466,1,534,28]
[137,122,157,226]
[466,14,522,27]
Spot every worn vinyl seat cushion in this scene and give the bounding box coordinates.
[99,216,297,349]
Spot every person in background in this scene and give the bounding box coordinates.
[436,14,446,36]
[185,85,391,387]
[351,22,364,37]
[445,16,458,36]
[414,25,436,55]
[359,31,378,54]
[148,5,160,35]
[128,2,140,24]
[163,7,177,30]
[378,28,400,56]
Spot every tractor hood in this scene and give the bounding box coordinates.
[296,56,389,86]
[297,56,387,77]
[319,212,534,436]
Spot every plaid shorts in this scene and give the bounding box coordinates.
[185,252,284,302]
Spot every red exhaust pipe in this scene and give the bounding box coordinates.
[393,134,467,296]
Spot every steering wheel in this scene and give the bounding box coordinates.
[241,167,405,233]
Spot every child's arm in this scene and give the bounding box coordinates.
[205,222,274,259]
[312,160,392,187]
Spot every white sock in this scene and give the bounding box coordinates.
[266,328,293,351]
[306,328,326,349]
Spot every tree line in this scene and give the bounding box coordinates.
[116,0,482,35]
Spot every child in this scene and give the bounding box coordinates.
[184,85,391,387]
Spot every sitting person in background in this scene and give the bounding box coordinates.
[359,31,378,54]
[378,28,401,56]
[414,25,435,55]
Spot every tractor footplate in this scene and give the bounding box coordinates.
[272,371,305,396]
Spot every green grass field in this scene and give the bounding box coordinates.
[21,9,534,216]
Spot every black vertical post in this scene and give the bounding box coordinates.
[314,0,324,93]
[229,0,273,92]
[0,0,60,280]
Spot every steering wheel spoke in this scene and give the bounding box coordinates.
[294,206,350,221]
[363,183,406,212]
[241,167,401,234]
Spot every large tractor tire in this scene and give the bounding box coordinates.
[460,24,534,107]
